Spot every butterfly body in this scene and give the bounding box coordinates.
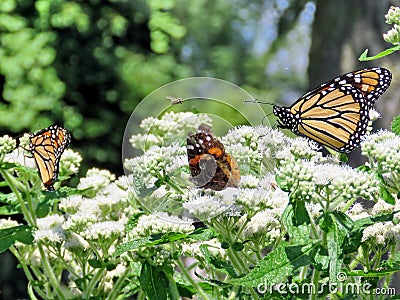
[187,125,240,191]
[29,124,71,191]
[273,68,392,153]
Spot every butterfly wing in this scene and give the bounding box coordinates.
[274,68,392,153]
[30,125,71,190]
[303,67,392,105]
[294,86,368,152]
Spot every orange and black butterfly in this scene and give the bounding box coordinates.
[29,124,71,191]
[273,67,392,153]
[187,124,240,191]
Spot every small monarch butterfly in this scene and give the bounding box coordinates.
[29,124,71,191]
[273,67,392,153]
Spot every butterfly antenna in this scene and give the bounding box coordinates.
[272,119,280,129]
[261,111,275,126]
[243,98,275,106]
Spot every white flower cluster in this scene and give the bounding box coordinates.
[0,218,20,229]
[0,135,16,155]
[384,6,400,44]
[34,215,65,243]
[276,158,315,201]
[320,164,379,201]
[277,157,380,203]
[129,112,212,150]
[127,213,194,239]
[78,168,116,192]
[33,168,131,250]
[362,222,400,245]
[183,189,238,220]
[60,149,83,175]
[362,130,400,174]
[241,209,281,241]
[182,238,225,258]
[124,144,187,190]
[221,126,321,176]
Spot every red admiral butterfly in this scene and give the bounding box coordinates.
[187,124,240,191]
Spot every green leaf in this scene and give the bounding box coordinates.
[88,259,103,268]
[281,202,312,244]
[199,244,238,278]
[359,45,400,61]
[380,184,395,205]
[139,261,170,300]
[188,227,217,241]
[312,245,329,271]
[347,269,399,277]
[0,192,18,205]
[229,243,316,287]
[326,217,343,284]
[357,165,371,173]
[391,116,400,135]
[0,204,20,215]
[374,172,396,205]
[114,229,213,257]
[0,225,34,253]
[232,242,244,251]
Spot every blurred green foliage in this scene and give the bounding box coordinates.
[0,0,309,175]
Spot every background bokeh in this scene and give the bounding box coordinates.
[1,0,399,298]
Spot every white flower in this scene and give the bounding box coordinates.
[369,109,381,121]
[371,199,395,215]
[4,149,36,169]
[78,168,116,192]
[59,195,84,213]
[83,220,126,240]
[239,175,260,188]
[0,218,20,229]
[124,144,186,190]
[242,209,280,239]
[130,112,212,149]
[0,135,16,155]
[362,131,400,174]
[287,137,321,159]
[64,232,90,250]
[328,166,379,201]
[362,222,393,245]
[237,188,270,209]
[62,199,100,231]
[347,203,370,221]
[183,191,236,220]
[182,238,225,257]
[98,183,129,205]
[34,215,65,243]
[384,24,400,44]
[385,6,400,25]
[276,158,315,201]
[128,213,194,238]
[60,149,82,175]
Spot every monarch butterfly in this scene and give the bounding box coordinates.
[29,124,71,191]
[273,67,392,153]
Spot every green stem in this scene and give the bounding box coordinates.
[339,197,357,213]
[176,258,210,300]
[84,266,106,299]
[0,170,35,225]
[38,244,66,300]
[310,268,320,300]
[106,265,130,300]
